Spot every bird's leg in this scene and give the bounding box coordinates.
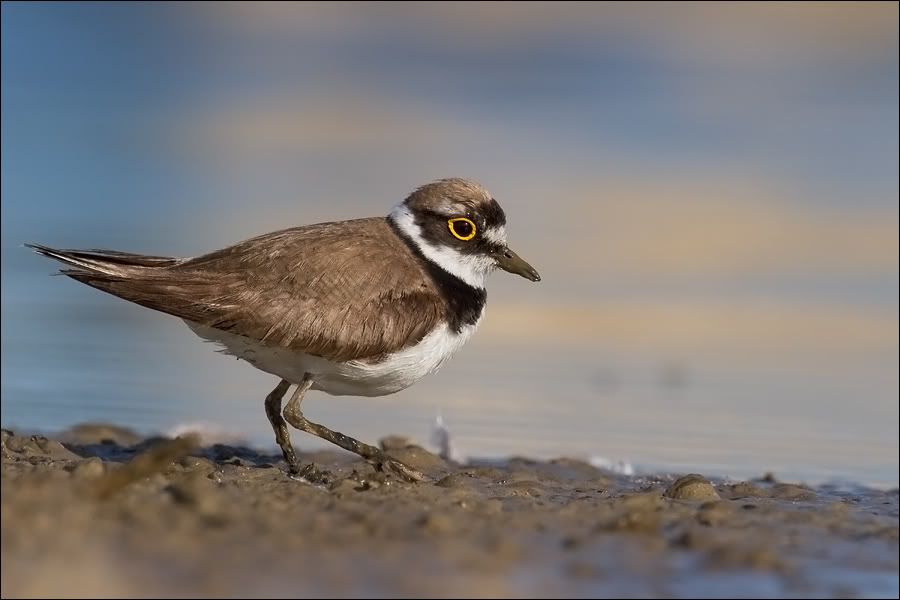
[283,375,427,482]
[263,379,299,473]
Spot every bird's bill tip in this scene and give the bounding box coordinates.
[495,247,540,282]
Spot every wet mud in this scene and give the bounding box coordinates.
[1,425,897,598]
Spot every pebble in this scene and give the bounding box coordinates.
[379,435,413,451]
[664,474,720,501]
[71,457,106,480]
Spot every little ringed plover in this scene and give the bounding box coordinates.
[28,178,540,481]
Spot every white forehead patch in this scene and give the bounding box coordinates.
[482,225,507,247]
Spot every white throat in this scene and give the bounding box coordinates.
[389,204,494,289]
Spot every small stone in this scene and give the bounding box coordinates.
[11,435,81,461]
[664,474,720,501]
[382,444,447,473]
[1,430,16,457]
[177,456,216,473]
[58,423,143,447]
[4,434,28,453]
[469,466,505,481]
[771,483,815,501]
[71,457,106,480]
[619,492,664,510]
[379,435,412,451]
[726,482,768,499]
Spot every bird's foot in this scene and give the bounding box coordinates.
[287,461,330,485]
[375,457,429,483]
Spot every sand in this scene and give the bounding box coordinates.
[1,424,897,598]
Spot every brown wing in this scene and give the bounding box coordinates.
[38,218,444,362]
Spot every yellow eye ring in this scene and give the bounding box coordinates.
[448,217,477,241]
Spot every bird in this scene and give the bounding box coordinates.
[28,178,540,482]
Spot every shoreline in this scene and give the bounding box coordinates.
[2,423,898,598]
[9,420,896,491]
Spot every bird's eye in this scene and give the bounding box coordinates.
[448,217,477,241]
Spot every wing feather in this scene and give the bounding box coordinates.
[45,218,444,362]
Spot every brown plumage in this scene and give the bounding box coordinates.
[28,217,444,363]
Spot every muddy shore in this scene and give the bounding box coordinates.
[1,424,897,598]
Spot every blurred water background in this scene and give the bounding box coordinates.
[2,3,897,486]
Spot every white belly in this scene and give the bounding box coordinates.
[184,319,480,397]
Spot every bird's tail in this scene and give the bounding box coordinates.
[27,243,208,322]
[26,243,181,278]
